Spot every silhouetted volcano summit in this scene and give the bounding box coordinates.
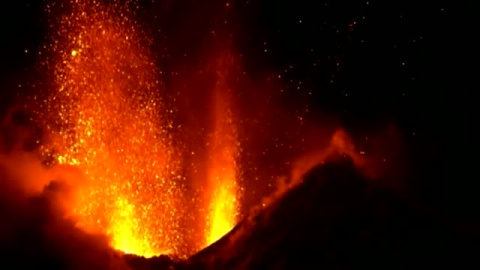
[177,155,476,269]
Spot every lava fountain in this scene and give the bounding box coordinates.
[205,55,240,246]
[35,1,186,257]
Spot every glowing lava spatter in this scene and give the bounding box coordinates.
[37,1,186,257]
[205,56,240,246]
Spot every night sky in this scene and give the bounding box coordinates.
[0,1,458,229]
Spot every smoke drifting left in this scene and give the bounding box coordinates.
[0,110,130,269]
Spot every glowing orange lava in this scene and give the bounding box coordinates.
[37,1,186,257]
[205,56,240,246]
[206,105,239,245]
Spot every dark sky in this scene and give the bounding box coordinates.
[0,1,456,221]
[1,0,447,135]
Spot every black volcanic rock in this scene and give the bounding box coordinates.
[184,155,477,269]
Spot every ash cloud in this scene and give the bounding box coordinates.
[0,108,130,270]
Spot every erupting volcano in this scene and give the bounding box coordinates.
[0,0,462,268]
